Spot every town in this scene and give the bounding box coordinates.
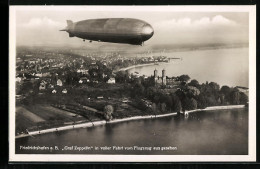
[15,46,249,137]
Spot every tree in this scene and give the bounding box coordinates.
[187,86,200,97]
[165,95,173,111]
[94,61,112,82]
[188,79,200,88]
[132,83,145,97]
[160,103,167,113]
[115,71,127,83]
[182,97,197,110]
[220,85,231,104]
[171,94,182,113]
[104,105,114,121]
[190,98,198,110]
[219,93,225,105]
[153,95,160,104]
[230,89,240,105]
[206,95,218,106]
[151,103,157,115]
[175,89,186,101]
[88,68,98,81]
[143,76,155,88]
[178,75,190,82]
[239,92,248,104]
[201,82,220,101]
[135,99,147,111]
[19,81,34,95]
[197,94,208,108]
[159,94,168,104]
[220,85,231,95]
[209,82,220,91]
[145,87,156,100]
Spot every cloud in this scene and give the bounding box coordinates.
[150,15,247,45]
[154,15,237,31]
[20,17,64,28]
[16,15,247,46]
[17,17,71,46]
[211,15,237,25]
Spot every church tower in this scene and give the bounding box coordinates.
[154,69,158,84]
[154,69,158,79]
[162,69,166,85]
[154,68,158,77]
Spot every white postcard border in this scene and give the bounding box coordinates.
[9,5,256,162]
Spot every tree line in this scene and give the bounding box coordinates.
[126,74,248,114]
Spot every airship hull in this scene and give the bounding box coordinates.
[62,18,154,45]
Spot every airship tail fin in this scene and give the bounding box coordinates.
[60,20,73,31]
[66,20,73,29]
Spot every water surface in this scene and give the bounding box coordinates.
[16,108,248,155]
[129,47,249,87]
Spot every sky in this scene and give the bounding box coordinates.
[14,6,249,48]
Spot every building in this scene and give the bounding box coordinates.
[39,81,47,90]
[16,77,22,83]
[107,78,116,84]
[62,89,67,94]
[122,98,131,103]
[35,73,43,77]
[79,77,89,84]
[48,84,54,89]
[57,79,63,86]
[154,69,166,86]
[154,69,180,88]
[77,69,88,74]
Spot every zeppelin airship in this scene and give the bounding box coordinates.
[60,18,154,45]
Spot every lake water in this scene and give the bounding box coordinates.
[16,108,248,155]
[128,47,249,87]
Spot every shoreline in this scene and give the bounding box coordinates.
[116,62,161,72]
[15,104,246,139]
[115,46,249,73]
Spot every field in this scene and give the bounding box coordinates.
[15,83,149,135]
[15,104,87,135]
[16,106,45,123]
[24,104,81,122]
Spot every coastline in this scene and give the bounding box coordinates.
[15,104,246,139]
[116,45,249,73]
[116,63,159,72]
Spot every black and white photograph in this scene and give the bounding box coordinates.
[9,5,256,162]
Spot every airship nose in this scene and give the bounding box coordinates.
[141,24,154,41]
